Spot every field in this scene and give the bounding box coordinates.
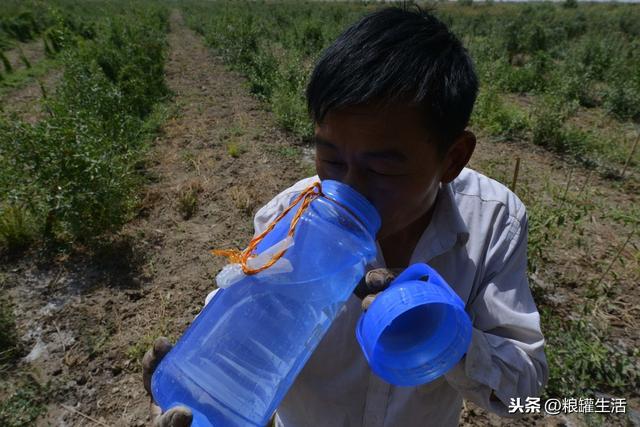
[0,0,638,426]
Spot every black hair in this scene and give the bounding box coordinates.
[306,5,478,155]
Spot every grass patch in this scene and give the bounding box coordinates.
[541,306,640,398]
[228,186,257,216]
[226,141,245,158]
[176,180,202,220]
[471,87,529,140]
[125,292,176,367]
[0,374,48,427]
[0,204,39,254]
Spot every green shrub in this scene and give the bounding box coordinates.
[542,307,640,398]
[603,80,640,122]
[0,7,169,248]
[471,87,528,139]
[531,96,586,155]
[1,11,41,42]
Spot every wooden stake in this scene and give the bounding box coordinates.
[558,166,573,211]
[621,130,640,179]
[593,229,635,291]
[511,157,521,192]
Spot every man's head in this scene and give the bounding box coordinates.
[306,6,478,241]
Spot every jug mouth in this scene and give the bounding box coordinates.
[320,180,381,238]
[356,285,471,386]
[355,265,472,387]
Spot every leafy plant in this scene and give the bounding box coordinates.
[0,6,170,250]
[0,374,48,427]
[542,307,640,398]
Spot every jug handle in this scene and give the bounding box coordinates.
[388,263,447,290]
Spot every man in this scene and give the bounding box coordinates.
[143,5,548,426]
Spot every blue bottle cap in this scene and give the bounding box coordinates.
[356,263,472,386]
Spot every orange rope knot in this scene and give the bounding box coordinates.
[210,182,322,275]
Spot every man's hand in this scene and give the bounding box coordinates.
[353,268,404,311]
[142,337,193,427]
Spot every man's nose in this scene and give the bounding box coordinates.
[341,167,369,199]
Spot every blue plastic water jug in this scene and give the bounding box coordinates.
[356,263,472,386]
[151,180,380,427]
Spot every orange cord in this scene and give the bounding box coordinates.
[211,182,323,275]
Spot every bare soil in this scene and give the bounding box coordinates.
[3,39,46,74]
[1,68,62,123]
[1,9,638,427]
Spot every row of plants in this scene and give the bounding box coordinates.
[182,1,377,139]
[442,1,640,121]
[183,1,639,177]
[0,0,129,49]
[0,5,170,253]
[0,1,52,50]
[0,0,162,85]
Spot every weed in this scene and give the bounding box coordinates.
[0,204,39,254]
[228,122,246,138]
[177,181,201,220]
[226,141,244,158]
[0,373,48,427]
[471,87,528,139]
[228,186,257,216]
[541,307,640,398]
[269,145,300,159]
[0,51,12,73]
[178,190,198,220]
[125,292,175,366]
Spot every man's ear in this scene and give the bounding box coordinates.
[441,130,476,184]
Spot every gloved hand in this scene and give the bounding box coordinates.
[353,267,404,311]
[142,337,193,427]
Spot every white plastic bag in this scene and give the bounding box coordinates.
[215,236,295,289]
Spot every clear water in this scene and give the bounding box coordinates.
[152,267,364,426]
[151,191,377,427]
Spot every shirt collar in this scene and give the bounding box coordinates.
[409,182,469,264]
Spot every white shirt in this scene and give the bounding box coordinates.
[206,167,548,426]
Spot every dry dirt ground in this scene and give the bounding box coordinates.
[1,68,62,123]
[3,39,46,74]
[1,9,638,427]
[1,38,62,123]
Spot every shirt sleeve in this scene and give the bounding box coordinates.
[443,204,548,417]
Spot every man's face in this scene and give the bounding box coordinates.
[314,103,448,240]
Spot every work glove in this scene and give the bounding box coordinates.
[142,337,193,427]
[353,267,404,311]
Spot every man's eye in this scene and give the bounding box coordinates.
[323,160,345,167]
[367,168,402,177]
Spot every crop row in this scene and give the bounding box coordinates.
[183,1,639,178]
[0,5,170,251]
